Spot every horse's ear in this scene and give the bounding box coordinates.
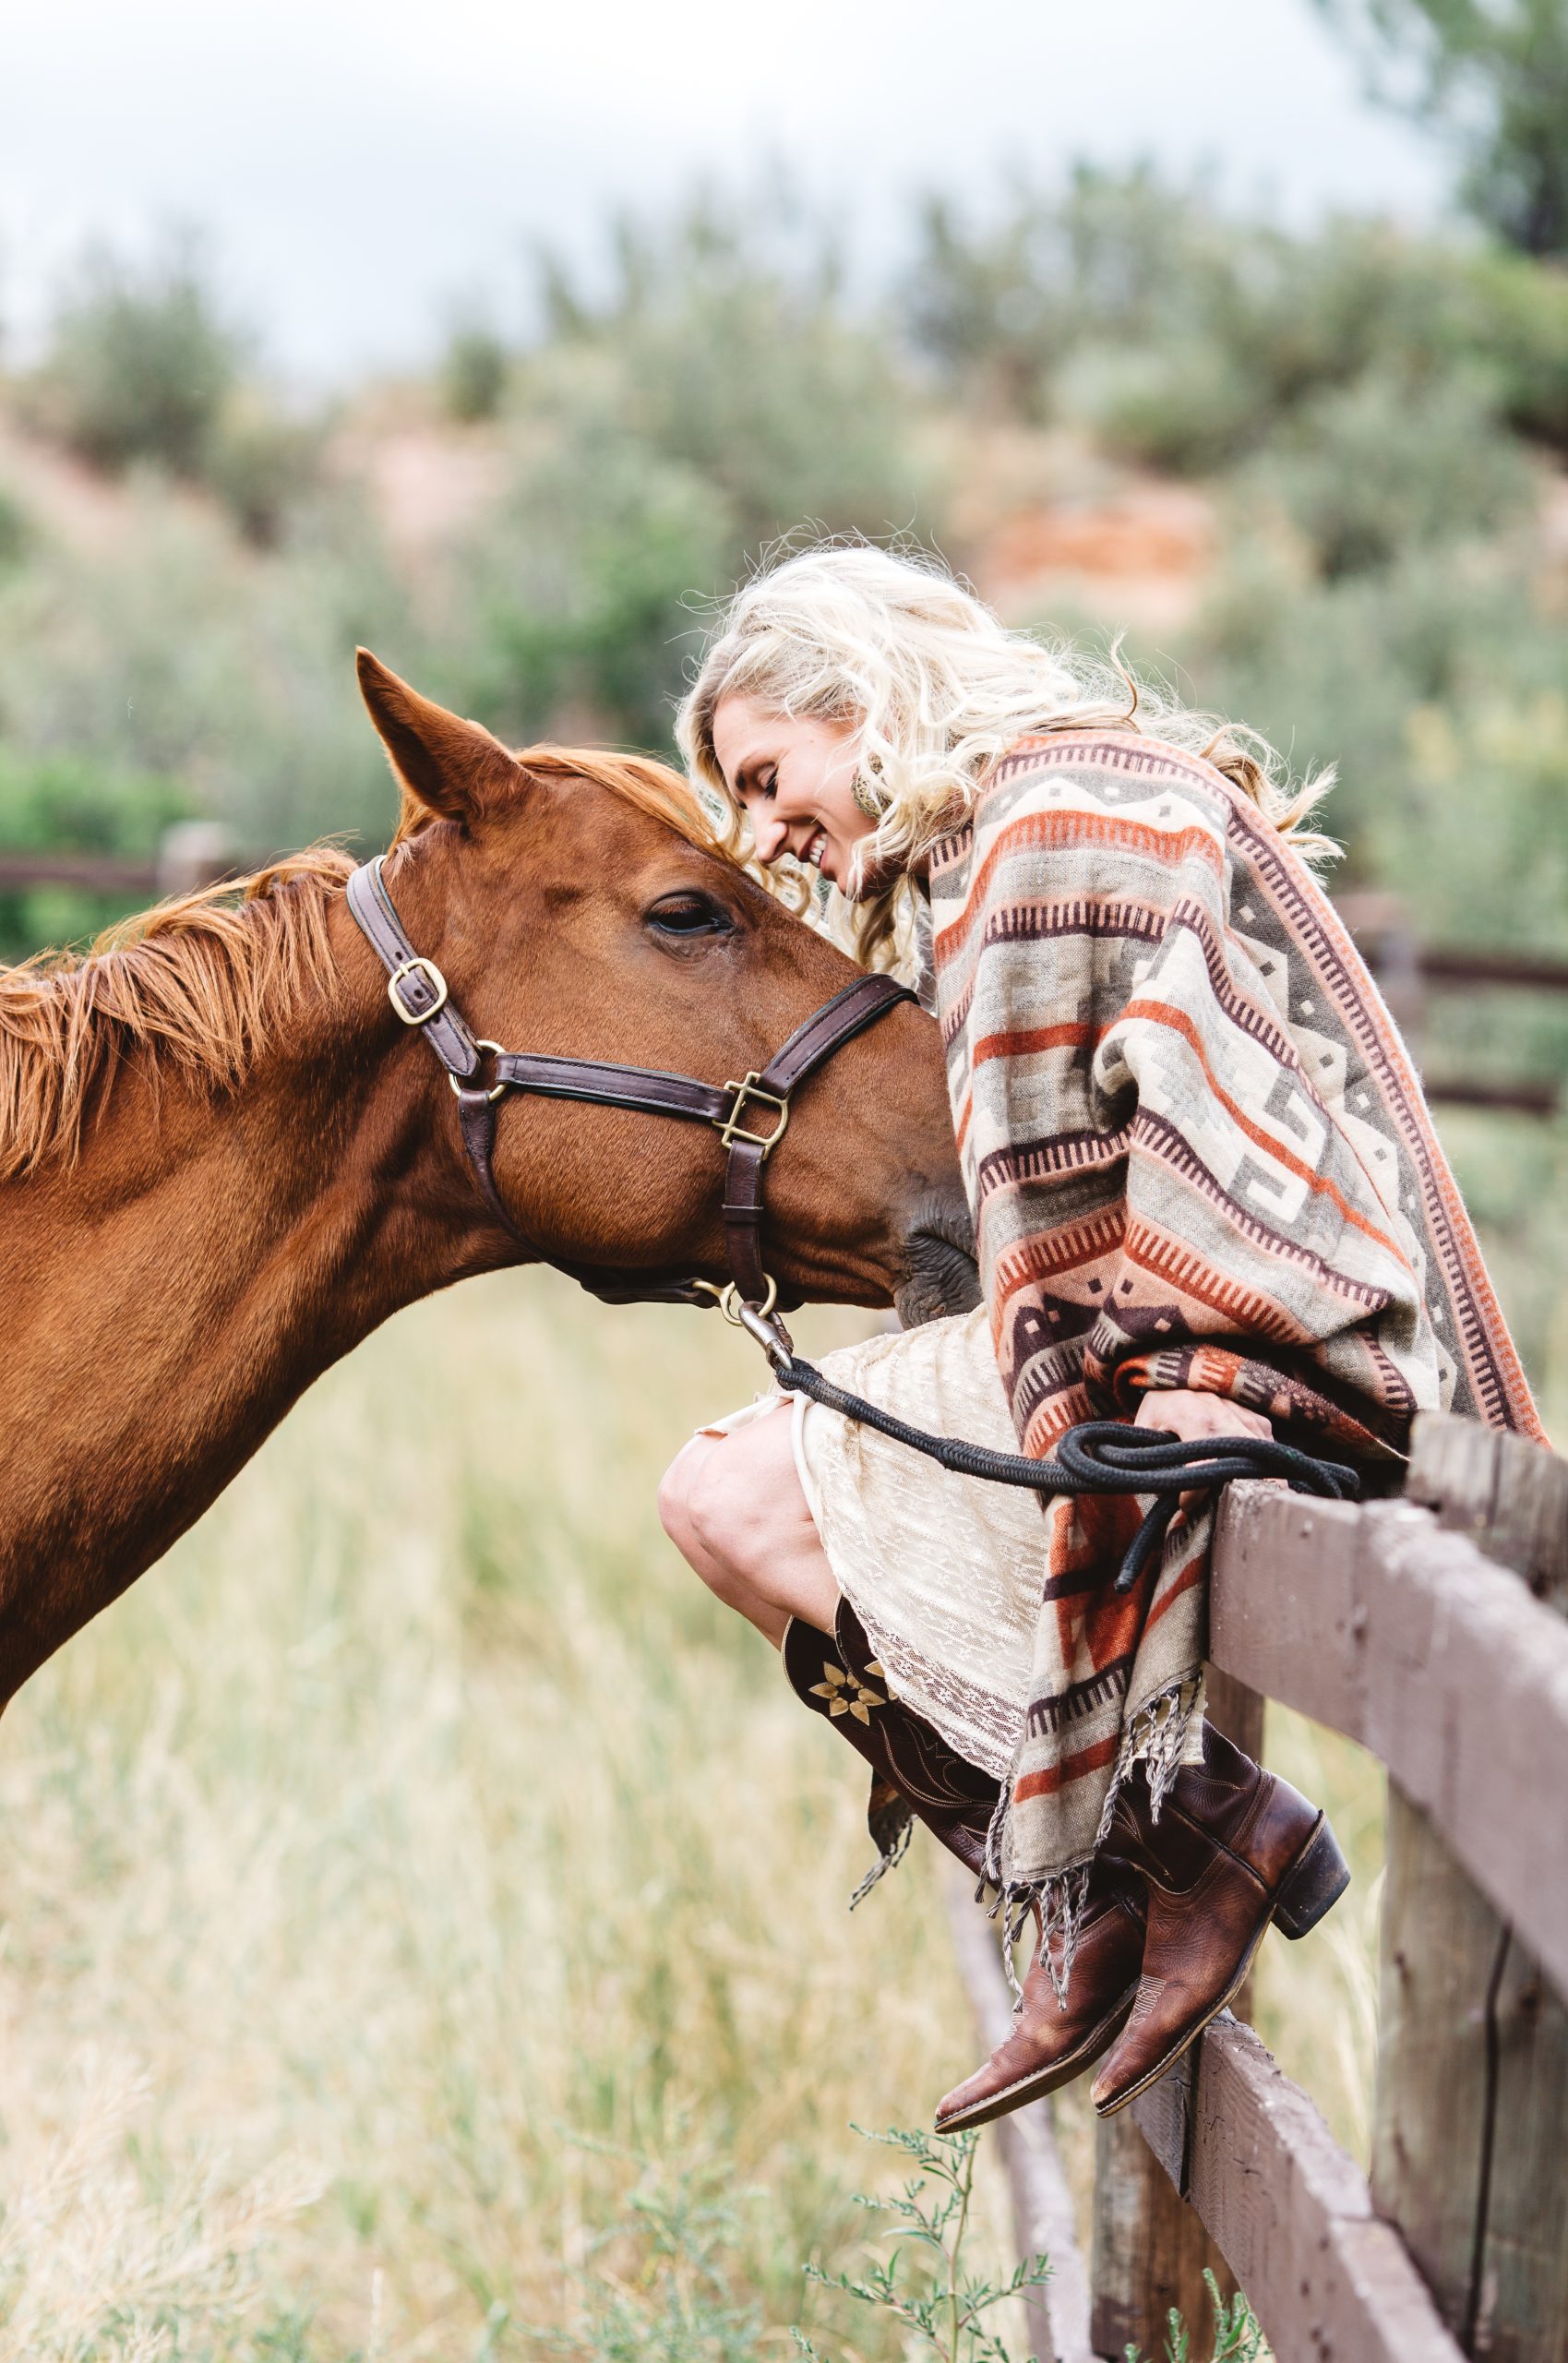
[356,649,520,829]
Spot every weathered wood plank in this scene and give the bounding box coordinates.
[1372,1414,1568,2363]
[1087,1676,1257,2359]
[1133,2012,1466,2363]
[1090,2111,1226,2362]
[942,1866,1101,2363]
[1211,1486,1568,1997]
[1406,1409,1568,1610]
[1467,1919,1568,2360]
[1372,1791,1568,2363]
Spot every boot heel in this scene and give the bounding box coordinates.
[1274,1815,1350,1939]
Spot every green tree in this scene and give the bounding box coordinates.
[1315,0,1568,257]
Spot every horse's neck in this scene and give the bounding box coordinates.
[0,894,497,1704]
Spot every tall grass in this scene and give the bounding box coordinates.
[0,1277,1020,2359]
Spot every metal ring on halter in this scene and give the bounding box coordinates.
[690,1274,780,1324]
[448,1041,509,1105]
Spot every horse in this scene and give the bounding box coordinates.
[0,654,976,1713]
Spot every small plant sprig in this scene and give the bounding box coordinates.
[793,2122,1050,2363]
[1121,2266,1266,2363]
[521,2141,762,2363]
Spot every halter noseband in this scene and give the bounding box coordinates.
[345,855,916,1316]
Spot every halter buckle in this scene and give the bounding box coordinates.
[387,956,450,1026]
[714,1074,790,1157]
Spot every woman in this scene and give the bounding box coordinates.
[657,543,1541,2131]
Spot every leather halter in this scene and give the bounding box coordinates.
[345,855,916,1312]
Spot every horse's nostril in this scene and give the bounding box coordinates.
[898,1195,980,1327]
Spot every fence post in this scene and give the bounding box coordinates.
[156,822,237,897]
[1087,1670,1263,2357]
[1371,1413,1568,2363]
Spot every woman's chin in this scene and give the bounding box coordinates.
[843,849,900,902]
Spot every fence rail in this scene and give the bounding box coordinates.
[948,1410,1568,2363]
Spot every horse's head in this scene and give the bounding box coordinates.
[355,654,978,1325]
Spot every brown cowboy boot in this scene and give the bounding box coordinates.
[1090,1722,1350,2117]
[782,1602,997,1884]
[933,1860,1146,2131]
[784,1606,1147,2129]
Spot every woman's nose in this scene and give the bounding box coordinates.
[751,811,789,863]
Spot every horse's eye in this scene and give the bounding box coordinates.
[647,894,732,939]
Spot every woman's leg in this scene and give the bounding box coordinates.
[657,1403,841,1648]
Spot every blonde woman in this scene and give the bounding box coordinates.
[657,544,1541,2130]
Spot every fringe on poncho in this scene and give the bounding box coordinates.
[928,729,1543,1979]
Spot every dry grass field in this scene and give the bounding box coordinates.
[0,1277,1025,2361]
[0,1168,1555,2358]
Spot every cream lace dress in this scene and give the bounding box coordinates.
[701,1305,1042,1780]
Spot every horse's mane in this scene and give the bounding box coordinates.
[0,746,735,1180]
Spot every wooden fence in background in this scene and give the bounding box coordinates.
[948,1410,1568,2362]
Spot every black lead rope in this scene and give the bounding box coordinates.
[769,1349,1363,1594]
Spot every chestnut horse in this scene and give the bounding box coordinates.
[0,654,973,1711]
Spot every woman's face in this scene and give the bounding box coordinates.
[711,695,878,894]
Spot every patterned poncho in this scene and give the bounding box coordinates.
[928,728,1542,1942]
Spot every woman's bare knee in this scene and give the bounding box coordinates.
[657,1434,715,1565]
[658,1409,840,1643]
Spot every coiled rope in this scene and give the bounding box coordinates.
[771,1349,1362,1594]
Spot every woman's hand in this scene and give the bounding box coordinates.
[1132,1387,1273,1518]
[1131,1388,1272,1445]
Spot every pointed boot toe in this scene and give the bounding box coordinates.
[935,1877,1144,2133]
[1091,1724,1350,2118]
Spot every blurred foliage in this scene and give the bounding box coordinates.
[28,233,244,476]
[0,743,188,957]
[442,312,513,423]
[1,174,1564,1110]
[0,481,30,572]
[910,168,1568,450]
[23,234,323,545]
[1232,366,1535,578]
[529,196,936,558]
[1315,0,1568,257]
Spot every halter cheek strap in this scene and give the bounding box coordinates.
[344,855,916,1312]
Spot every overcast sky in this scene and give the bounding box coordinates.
[2,0,1451,382]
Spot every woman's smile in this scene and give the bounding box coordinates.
[710,694,877,894]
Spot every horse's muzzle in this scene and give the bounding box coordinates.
[895,1193,981,1329]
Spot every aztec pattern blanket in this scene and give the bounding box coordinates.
[928,728,1542,1963]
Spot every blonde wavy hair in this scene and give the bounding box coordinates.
[676,541,1336,968]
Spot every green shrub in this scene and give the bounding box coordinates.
[1235,366,1535,577]
[202,390,323,546]
[442,316,512,423]
[0,483,29,571]
[908,167,1238,423]
[907,174,1568,461]
[1053,338,1275,475]
[0,482,413,861]
[449,396,734,748]
[532,196,936,558]
[30,234,244,477]
[1450,243,1568,445]
[1180,530,1565,926]
[0,744,191,959]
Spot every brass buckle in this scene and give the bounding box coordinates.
[714,1074,789,1157]
[388,957,449,1026]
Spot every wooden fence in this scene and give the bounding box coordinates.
[948,1409,1568,2363]
[0,824,241,904]
[1334,892,1568,1119]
